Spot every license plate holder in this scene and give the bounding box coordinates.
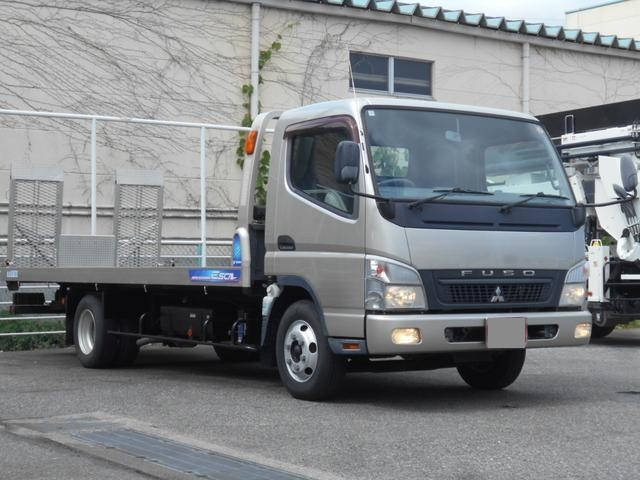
[486,317,527,349]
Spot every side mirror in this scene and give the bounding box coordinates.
[620,154,638,192]
[334,140,360,184]
[572,204,586,228]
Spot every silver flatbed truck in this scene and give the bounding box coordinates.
[3,98,594,400]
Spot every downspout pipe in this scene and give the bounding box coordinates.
[522,42,530,114]
[250,3,261,119]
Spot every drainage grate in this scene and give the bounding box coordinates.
[74,429,308,480]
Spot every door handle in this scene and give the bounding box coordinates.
[277,235,296,251]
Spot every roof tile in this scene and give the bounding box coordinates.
[301,1,638,53]
[441,9,463,22]
[418,6,440,19]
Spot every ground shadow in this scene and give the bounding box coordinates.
[333,370,567,412]
[29,345,600,412]
[591,329,640,348]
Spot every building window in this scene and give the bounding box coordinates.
[349,53,432,97]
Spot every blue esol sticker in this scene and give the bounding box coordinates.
[232,234,242,267]
[189,268,241,284]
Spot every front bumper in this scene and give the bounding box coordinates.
[366,310,591,355]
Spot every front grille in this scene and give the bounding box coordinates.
[440,282,551,304]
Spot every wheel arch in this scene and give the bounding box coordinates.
[260,276,326,366]
[64,287,103,346]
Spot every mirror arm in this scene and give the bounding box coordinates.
[577,188,638,208]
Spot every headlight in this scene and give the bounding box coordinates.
[365,257,426,310]
[559,260,588,307]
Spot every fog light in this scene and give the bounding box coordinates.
[391,328,421,345]
[574,322,592,339]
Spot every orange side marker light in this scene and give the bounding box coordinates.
[245,130,258,155]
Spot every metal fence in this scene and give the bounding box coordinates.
[0,108,252,267]
[0,314,65,337]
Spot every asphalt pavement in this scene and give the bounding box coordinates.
[1,329,639,480]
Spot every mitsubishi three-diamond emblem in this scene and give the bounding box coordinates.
[490,286,505,303]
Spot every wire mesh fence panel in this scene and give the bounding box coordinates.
[8,176,62,268]
[115,182,163,267]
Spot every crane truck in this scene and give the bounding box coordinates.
[560,120,640,337]
[3,98,594,400]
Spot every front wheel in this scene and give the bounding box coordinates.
[457,349,526,390]
[276,300,345,401]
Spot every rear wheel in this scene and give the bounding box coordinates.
[591,312,616,339]
[457,349,526,390]
[591,325,616,338]
[276,300,345,401]
[73,295,117,368]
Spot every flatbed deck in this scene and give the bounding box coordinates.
[3,266,243,288]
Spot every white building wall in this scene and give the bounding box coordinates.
[0,0,251,240]
[260,6,640,116]
[0,0,639,242]
[260,9,523,113]
[566,0,640,38]
[530,46,640,114]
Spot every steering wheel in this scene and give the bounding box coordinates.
[378,178,416,188]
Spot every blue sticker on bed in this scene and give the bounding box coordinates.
[189,268,241,283]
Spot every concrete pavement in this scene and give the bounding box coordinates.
[1,329,638,480]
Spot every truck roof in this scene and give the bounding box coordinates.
[278,97,537,126]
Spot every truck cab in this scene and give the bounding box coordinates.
[257,98,591,398]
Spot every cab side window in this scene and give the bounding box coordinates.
[289,127,355,215]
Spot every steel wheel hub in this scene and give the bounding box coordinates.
[77,309,96,355]
[283,320,318,383]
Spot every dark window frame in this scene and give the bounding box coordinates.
[350,52,434,98]
[285,116,360,220]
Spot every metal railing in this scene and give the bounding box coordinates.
[0,314,65,338]
[0,108,252,267]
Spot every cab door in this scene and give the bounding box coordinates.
[267,116,366,338]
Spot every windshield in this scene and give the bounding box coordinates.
[362,108,574,207]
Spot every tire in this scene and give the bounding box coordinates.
[457,349,526,390]
[590,312,616,339]
[112,318,139,367]
[591,325,616,339]
[73,295,118,368]
[275,300,345,401]
[213,346,259,363]
[113,336,139,367]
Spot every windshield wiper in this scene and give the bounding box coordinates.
[499,192,571,213]
[408,187,494,210]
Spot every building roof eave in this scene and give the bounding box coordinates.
[231,0,640,60]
